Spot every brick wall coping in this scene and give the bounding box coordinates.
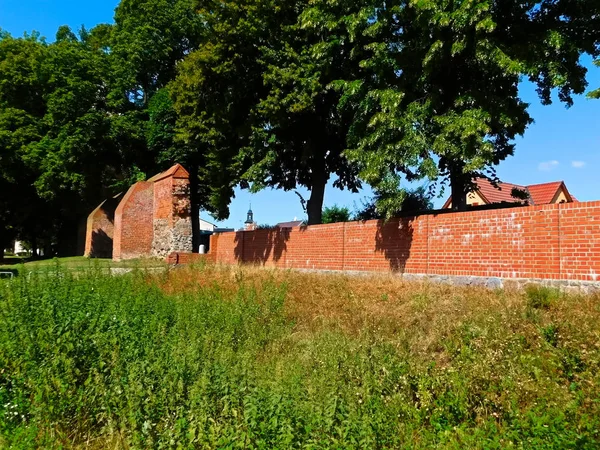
[147,164,190,183]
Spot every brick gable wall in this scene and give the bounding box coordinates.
[87,164,194,261]
[113,182,154,260]
[83,193,123,258]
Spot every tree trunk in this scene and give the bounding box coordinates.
[0,226,8,261]
[306,171,327,225]
[189,165,201,253]
[31,236,38,259]
[450,164,468,212]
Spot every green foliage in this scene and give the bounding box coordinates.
[0,27,150,254]
[511,186,530,202]
[109,0,205,176]
[171,0,366,224]
[0,267,291,447]
[526,285,559,310]
[0,32,47,250]
[0,269,597,446]
[355,184,434,220]
[541,324,560,347]
[111,0,203,105]
[322,205,351,224]
[2,0,600,248]
[335,0,600,209]
[0,2,205,251]
[0,267,599,448]
[589,59,600,99]
[170,0,272,220]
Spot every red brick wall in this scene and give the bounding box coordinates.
[560,202,600,281]
[84,194,123,258]
[113,181,154,260]
[153,177,173,220]
[151,170,192,257]
[166,252,215,265]
[195,201,600,282]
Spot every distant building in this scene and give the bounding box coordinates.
[244,206,257,231]
[14,241,26,254]
[199,217,234,233]
[443,178,577,209]
[198,215,234,253]
[276,220,304,228]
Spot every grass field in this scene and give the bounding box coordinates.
[0,256,166,276]
[1,262,599,448]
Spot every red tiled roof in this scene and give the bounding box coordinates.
[475,178,527,204]
[526,181,564,205]
[443,177,576,208]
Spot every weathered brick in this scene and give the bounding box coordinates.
[168,202,600,283]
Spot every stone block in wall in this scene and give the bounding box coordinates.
[149,164,193,258]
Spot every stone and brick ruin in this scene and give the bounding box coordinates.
[84,164,193,260]
[85,163,600,292]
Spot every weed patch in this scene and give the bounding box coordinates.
[0,264,599,448]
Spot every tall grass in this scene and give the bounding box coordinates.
[1,264,599,448]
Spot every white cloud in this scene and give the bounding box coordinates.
[538,160,559,171]
[571,160,586,168]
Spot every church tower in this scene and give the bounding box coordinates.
[244,204,257,231]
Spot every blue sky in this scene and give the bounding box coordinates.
[2,0,599,229]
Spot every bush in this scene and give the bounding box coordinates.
[322,205,351,224]
[525,285,559,310]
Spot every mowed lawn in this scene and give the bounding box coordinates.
[1,263,599,448]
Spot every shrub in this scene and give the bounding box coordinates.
[322,205,351,224]
[525,285,559,310]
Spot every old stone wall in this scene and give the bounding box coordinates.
[85,164,194,261]
[150,165,193,258]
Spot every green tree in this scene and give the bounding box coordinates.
[589,60,600,99]
[171,0,278,221]
[321,205,351,224]
[0,31,48,257]
[336,0,600,211]
[354,183,434,221]
[111,0,203,107]
[110,0,207,248]
[0,26,149,255]
[26,26,145,254]
[239,0,370,225]
[172,0,368,224]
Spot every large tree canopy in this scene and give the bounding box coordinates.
[335,0,600,210]
[0,1,207,255]
[0,32,46,256]
[1,0,599,257]
[171,0,370,224]
[171,0,280,221]
[0,26,148,255]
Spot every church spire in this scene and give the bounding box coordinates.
[245,203,254,224]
